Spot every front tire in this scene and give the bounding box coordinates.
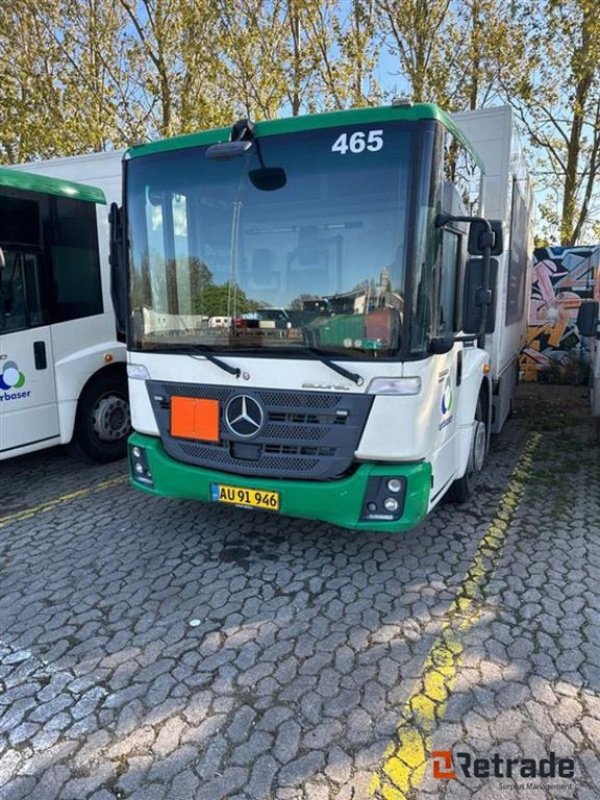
[68,371,131,463]
[448,395,487,504]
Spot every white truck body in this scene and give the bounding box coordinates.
[452,106,534,431]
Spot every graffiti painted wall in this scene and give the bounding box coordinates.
[520,245,600,382]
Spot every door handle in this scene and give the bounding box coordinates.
[34,341,47,370]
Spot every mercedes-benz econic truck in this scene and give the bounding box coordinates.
[0,156,130,461]
[113,103,532,532]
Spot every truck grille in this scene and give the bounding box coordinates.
[146,381,373,480]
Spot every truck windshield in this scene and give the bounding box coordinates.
[127,122,415,359]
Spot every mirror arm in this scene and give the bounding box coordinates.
[435,212,491,230]
[453,333,479,343]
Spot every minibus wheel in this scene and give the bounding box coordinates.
[69,370,131,463]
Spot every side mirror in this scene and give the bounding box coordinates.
[249,167,287,191]
[468,219,504,256]
[109,203,127,342]
[429,335,454,355]
[576,301,599,337]
[463,257,499,334]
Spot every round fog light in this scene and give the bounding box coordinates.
[384,497,399,512]
[132,446,142,459]
[134,462,145,475]
[387,478,402,493]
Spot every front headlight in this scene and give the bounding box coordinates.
[127,363,151,380]
[366,377,421,395]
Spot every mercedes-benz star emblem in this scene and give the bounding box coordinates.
[224,395,265,438]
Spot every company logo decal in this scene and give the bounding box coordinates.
[224,395,265,438]
[0,360,31,402]
[432,750,575,784]
[441,377,453,414]
[432,751,456,779]
[0,360,25,390]
[439,377,454,429]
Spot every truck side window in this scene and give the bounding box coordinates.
[50,197,103,323]
[438,231,460,334]
[506,180,530,325]
[444,133,481,216]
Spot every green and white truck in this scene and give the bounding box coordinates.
[113,103,532,532]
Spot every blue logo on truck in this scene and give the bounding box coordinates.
[0,361,25,390]
[0,361,31,401]
[439,377,454,430]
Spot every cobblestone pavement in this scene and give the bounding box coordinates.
[0,384,598,800]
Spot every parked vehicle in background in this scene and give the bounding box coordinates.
[0,155,130,461]
[115,103,533,532]
[209,316,232,329]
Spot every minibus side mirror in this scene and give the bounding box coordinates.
[109,202,127,342]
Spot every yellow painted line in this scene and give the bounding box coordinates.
[369,432,542,799]
[0,475,127,530]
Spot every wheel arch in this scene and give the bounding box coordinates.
[63,362,128,445]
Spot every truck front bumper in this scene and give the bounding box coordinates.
[128,433,432,533]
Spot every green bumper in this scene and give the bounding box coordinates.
[129,432,432,533]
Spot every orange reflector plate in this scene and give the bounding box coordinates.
[170,396,219,442]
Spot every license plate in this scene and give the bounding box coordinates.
[211,483,280,511]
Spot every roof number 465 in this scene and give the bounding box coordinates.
[331,130,384,155]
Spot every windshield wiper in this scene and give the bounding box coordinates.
[300,347,363,386]
[184,345,241,378]
[225,343,363,385]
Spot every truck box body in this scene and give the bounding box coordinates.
[14,151,124,207]
[452,106,533,431]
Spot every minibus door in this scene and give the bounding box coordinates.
[0,249,59,455]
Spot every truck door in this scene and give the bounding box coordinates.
[0,249,59,455]
[430,228,463,493]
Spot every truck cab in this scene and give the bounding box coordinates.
[118,104,532,532]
